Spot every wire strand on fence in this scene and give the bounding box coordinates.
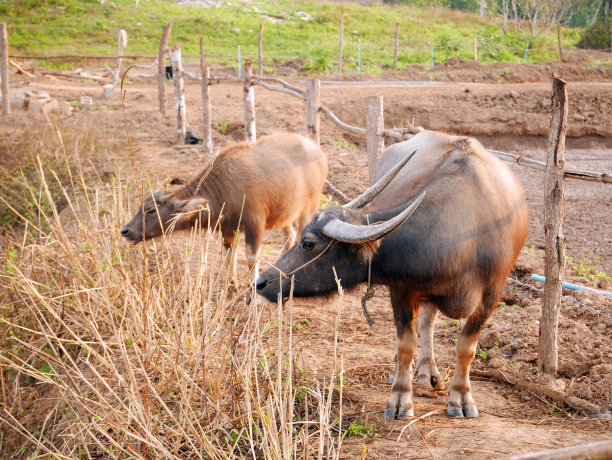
[491,150,612,185]
[324,179,352,203]
[508,277,612,322]
[529,215,610,257]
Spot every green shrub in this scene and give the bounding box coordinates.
[578,19,611,49]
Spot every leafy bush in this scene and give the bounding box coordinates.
[435,24,464,54]
[578,19,611,49]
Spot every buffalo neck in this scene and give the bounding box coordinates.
[180,172,224,225]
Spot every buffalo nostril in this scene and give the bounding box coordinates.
[121,227,130,237]
[255,277,267,291]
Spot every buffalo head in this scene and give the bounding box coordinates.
[121,190,207,243]
[256,151,424,301]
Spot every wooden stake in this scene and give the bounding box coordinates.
[258,22,264,76]
[337,12,344,75]
[393,23,399,71]
[157,23,172,118]
[305,79,320,145]
[539,74,568,375]
[200,38,213,155]
[243,59,256,143]
[473,37,478,62]
[1,23,10,115]
[113,29,128,85]
[171,45,186,144]
[365,96,384,185]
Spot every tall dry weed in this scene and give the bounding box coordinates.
[0,123,346,458]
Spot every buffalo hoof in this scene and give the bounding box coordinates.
[417,374,439,390]
[384,407,414,420]
[464,406,479,418]
[447,405,464,418]
[397,408,414,420]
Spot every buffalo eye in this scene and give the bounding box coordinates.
[146,208,157,215]
[301,240,315,250]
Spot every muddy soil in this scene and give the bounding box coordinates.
[2,63,612,458]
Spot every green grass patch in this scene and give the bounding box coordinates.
[1,0,584,71]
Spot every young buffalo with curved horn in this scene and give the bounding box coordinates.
[256,130,528,419]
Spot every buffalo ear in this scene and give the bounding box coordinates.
[174,198,207,213]
[158,193,175,204]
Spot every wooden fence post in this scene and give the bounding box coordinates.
[305,79,320,145]
[258,22,264,76]
[337,12,344,75]
[539,74,568,375]
[1,23,10,115]
[393,23,399,71]
[243,59,256,143]
[473,37,478,62]
[171,44,186,144]
[365,96,384,185]
[200,38,213,155]
[113,29,128,85]
[157,23,172,118]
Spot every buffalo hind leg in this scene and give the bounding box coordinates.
[385,288,418,420]
[416,304,442,389]
[448,289,499,418]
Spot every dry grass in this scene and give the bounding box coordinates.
[0,121,348,458]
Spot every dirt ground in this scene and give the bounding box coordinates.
[2,60,612,458]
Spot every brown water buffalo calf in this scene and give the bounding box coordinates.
[256,130,528,418]
[121,133,328,283]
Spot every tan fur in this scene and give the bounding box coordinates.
[122,133,328,284]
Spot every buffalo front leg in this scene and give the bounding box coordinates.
[385,289,418,420]
[245,222,264,284]
[416,304,442,389]
[222,238,238,289]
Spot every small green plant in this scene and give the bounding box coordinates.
[478,349,488,360]
[329,137,354,151]
[343,419,375,438]
[319,194,339,210]
[545,404,560,417]
[571,260,610,283]
[215,122,228,134]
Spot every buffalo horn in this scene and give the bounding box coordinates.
[343,150,416,209]
[322,191,425,244]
